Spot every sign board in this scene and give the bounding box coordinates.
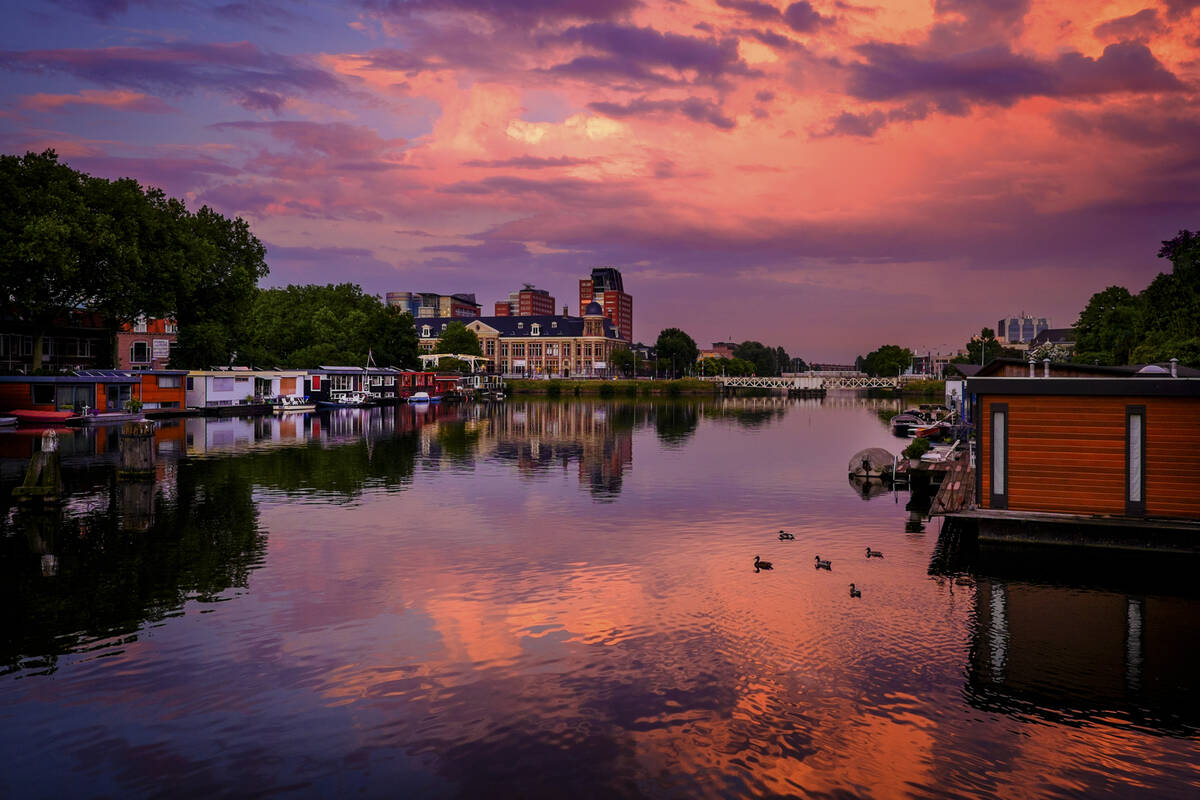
[152,338,171,359]
[513,359,527,367]
[593,361,607,369]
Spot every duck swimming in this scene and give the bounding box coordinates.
[754,555,773,571]
[849,583,862,598]
[778,530,795,541]
[866,548,884,558]
[814,555,831,570]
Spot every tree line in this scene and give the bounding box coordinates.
[1,150,423,372]
[1,150,267,370]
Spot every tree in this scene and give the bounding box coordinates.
[434,320,482,372]
[239,284,418,369]
[861,344,913,377]
[733,341,775,376]
[0,150,94,370]
[609,347,635,377]
[654,328,698,378]
[775,346,790,374]
[1073,286,1139,366]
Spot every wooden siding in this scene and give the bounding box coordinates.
[980,395,1200,519]
[280,377,296,395]
[0,383,39,411]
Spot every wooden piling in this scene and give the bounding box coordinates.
[12,431,63,506]
[118,420,157,481]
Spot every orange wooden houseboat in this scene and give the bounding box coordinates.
[968,373,1200,547]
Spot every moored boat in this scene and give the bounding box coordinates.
[10,409,74,425]
[317,391,372,408]
[66,411,144,426]
[408,391,432,404]
[273,395,316,413]
[0,415,17,427]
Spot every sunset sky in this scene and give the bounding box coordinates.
[2,0,1198,360]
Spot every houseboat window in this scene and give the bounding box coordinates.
[158,375,182,389]
[1127,406,1145,514]
[991,405,1007,503]
[213,377,235,392]
[130,341,150,363]
[186,377,194,390]
[32,384,54,405]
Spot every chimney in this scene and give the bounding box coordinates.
[1170,357,1178,378]
[1042,358,1050,378]
[563,305,569,316]
[1028,360,1035,378]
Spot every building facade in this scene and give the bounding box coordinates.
[494,285,556,316]
[416,303,623,377]
[578,267,633,342]
[386,292,481,319]
[997,314,1049,344]
[117,317,177,370]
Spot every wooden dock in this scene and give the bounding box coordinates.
[930,458,974,515]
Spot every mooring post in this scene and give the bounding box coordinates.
[118,420,157,481]
[12,430,63,506]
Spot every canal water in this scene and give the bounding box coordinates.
[1,397,1197,799]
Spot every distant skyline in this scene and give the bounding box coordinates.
[2,1,1197,360]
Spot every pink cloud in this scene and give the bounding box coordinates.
[19,88,174,113]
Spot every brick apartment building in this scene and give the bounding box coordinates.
[495,285,556,316]
[578,267,633,343]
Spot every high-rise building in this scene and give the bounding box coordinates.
[494,284,556,317]
[997,313,1049,344]
[578,267,633,342]
[386,292,480,319]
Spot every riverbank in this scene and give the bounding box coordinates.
[867,378,945,398]
[507,378,715,396]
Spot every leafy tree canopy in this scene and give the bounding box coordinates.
[432,320,482,371]
[654,327,698,377]
[239,284,417,369]
[860,344,913,377]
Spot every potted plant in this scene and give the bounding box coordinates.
[903,437,931,467]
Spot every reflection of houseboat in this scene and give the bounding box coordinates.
[968,573,1200,734]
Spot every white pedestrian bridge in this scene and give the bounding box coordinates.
[701,373,917,390]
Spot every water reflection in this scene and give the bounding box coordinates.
[933,522,1200,737]
[1,399,1197,799]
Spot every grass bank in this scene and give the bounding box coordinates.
[507,378,716,397]
[866,379,946,398]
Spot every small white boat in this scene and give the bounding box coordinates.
[274,395,316,413]
[0,415,18,427]
[408,392,431,404]
[317,391,373,408]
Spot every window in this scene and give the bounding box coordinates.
[134,317,147,333]
[486,340,495,355]
[213,378,235,392]
[1127,406,1146,516]
[422,325,431,338]
[331,375,354,391]
[531,324,540,336]
[186,377,194,390]
[501,343,509,356]
[32,384,54,405]
[990,404,1008,509]
[158,375,182,389]
[130,341,150,363]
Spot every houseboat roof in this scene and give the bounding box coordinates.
[0,373,137,384]
[968,376,1200,397]
[187,368,309,377]
[315,365,404,374]
[966,358,1200,378]
[78,368,189,377]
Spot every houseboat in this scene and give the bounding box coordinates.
[308,366,402,406]
[396,369,439,401]
[185,369,308,415]
[963,365,1200,549]
[80,368,189,417]
[0,373,140,424]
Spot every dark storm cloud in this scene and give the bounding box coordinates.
[1161,0,1200,19]
[846,41,1184,105]
[0,42,342,102]
[1093,8,1163,40]
[358,0,641,26]
[715,0,783,22]
[555,22,757,85]
[589,96,737,129]
[783,1,831,32]
[462,156,595,169]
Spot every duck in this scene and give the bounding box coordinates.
[778,530,795,541]
[865,547,884,558]
[814,555,831,570]
[849,583,862,598]
[754,555,773,571]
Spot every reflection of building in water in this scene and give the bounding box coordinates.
[486,403,635,499]
[968,578,1200,733]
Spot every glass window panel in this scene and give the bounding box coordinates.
[1129,414,1143,503]
[992,410,1005,496]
